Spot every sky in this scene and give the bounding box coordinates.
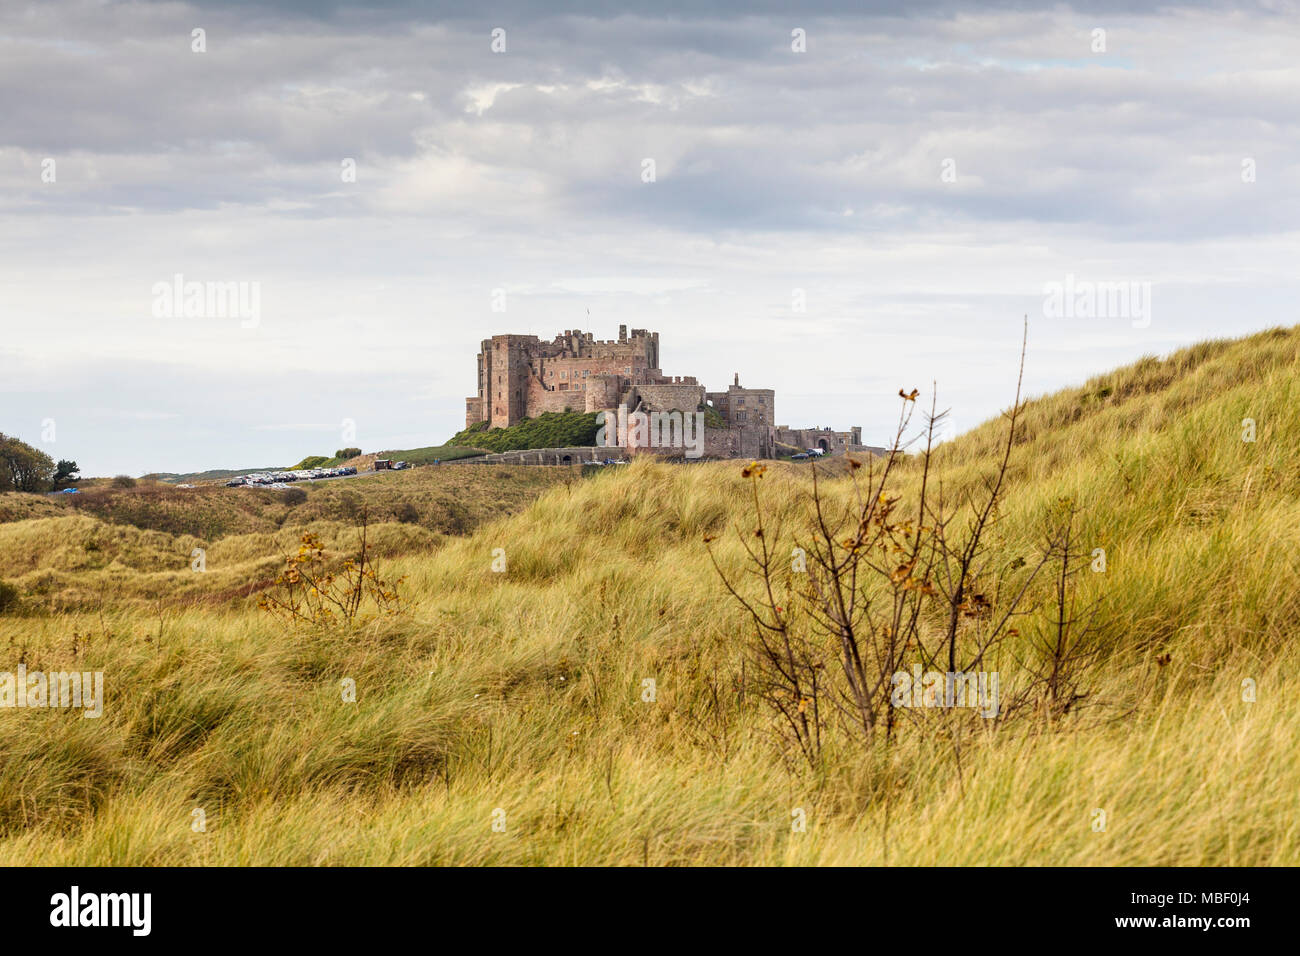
[2,0,1298,476]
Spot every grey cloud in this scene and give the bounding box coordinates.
[2,1,1298,473]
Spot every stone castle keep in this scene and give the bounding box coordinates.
[465,325,866,459]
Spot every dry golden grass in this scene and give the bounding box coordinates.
[1,465,571,541]
[0,326,1297,864]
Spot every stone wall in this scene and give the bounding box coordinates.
[776,426,862,454]
[584,373,624,413]
[703,425,775,459]
[635,383,706,413]
[462,446,617,465]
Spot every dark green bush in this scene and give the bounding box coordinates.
[280,487,308,506]
[0,580,19,614]
[447,411,601,453]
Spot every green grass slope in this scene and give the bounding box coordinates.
[450,411,602,453]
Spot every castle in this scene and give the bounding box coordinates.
[465,325,867,459]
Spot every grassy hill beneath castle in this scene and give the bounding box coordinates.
[448,405,727,454]
[449,410,603,453]
[0,325,1297,864]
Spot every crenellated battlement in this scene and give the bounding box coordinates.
[463,325,861,459]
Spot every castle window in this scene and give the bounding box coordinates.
[738,399,745,406]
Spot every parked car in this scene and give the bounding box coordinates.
[791,453,810,460]
[222,462,359,488]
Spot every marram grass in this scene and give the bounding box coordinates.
[1,326,1299,864]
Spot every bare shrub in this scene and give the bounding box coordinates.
[258,511,406,628]
[709,323,1104,767]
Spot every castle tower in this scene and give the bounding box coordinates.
[466,334,541,429]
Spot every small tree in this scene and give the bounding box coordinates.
[54,459,80,484]
[335,447,362,460]
[0,434,55,493]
